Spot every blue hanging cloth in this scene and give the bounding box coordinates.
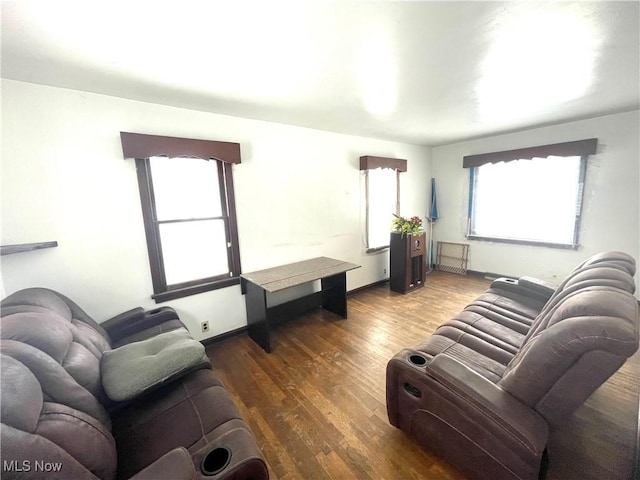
[429,178,438,269]
[429,177,439,222]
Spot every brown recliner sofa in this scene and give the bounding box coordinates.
[0,287,269,480]
[386,251,639,480]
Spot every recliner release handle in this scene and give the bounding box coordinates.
[404,383,422,398]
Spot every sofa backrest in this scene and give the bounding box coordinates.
[498,252,639,425]
[1,287,112,348]
[1,288,113,401]
[523,251,636,344]
[569,250,638,276]
[0,288,119,478]
[1,350,117,479]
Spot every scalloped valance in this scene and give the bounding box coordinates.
[120,132,241,164]
[359,155,407,172]
[462,138,597,168]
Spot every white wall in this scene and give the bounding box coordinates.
[0,79,431,340]
[431,110,640,283]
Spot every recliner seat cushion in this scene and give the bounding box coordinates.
[101,328,206,402]
[111,369,244,479]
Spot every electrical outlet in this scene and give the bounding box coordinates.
[201,321,209,333]
[383,268,387,275]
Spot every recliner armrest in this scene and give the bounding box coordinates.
[425,354,548,457]
[101,308,146,333]
[102,306,182,344]
[128,447,197,480]
[386,349,549,480]
[518,276,556,299]
[490,276,556,303]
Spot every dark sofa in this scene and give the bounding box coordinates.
[0,287,269,480]
[386,251,639,480]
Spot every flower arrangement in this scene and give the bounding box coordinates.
[391,214,424,236]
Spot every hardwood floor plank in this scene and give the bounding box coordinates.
[315,451,360,480]
[206,271,638,480]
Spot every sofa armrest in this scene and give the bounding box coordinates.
[425,354,548,456]
[102,306,182,344]
[386,349,549,480]
[490,276,555,303]
[518,276,556,299]
[101,308,146,333]
[129,447,197,480]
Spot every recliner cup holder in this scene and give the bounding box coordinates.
[408,354,427,366]
[201,446,231,476]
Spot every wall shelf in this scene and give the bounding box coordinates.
[0,241,58,256]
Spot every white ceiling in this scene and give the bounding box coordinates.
[2,1,639,146]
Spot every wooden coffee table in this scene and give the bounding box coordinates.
[240,257,360,352]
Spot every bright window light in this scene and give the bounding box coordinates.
[159,220,229,285]
[367,167,398,250]
[150,156,221,221]
[469,155,584,247]
[149,156,231,287]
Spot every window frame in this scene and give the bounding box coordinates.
[121,132,242,302]
[462,138,597,250]
[359,155,407,253]
[364,168,400,252]
[466,155,588,250]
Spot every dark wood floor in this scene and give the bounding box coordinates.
[206,271,639,480]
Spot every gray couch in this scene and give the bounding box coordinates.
[386,251,639,480]
[0,287,269,480]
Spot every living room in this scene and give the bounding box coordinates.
[1,2,639,480]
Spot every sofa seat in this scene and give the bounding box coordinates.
[112,368,263,480]
[412,291,538,383]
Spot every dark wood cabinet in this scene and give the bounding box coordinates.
[389,232,426,293]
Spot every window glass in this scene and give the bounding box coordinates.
[150,156,222,221]
[367,167,398,250]
[159,220,229,285]
[469,155,584,246]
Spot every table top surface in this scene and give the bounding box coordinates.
[241,256,360,292]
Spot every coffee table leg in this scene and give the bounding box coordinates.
[243,280,271,353]
[321,272,347,318]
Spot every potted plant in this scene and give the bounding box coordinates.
[391,214,424,237]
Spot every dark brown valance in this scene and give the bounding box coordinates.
[120,132,241,164]
[359,155,407,172]
[462,138,597,169]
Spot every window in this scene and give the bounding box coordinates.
[464,139,597,249]
[121,132,242,302]
[366,168,399,250]
[360,155,407,252]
